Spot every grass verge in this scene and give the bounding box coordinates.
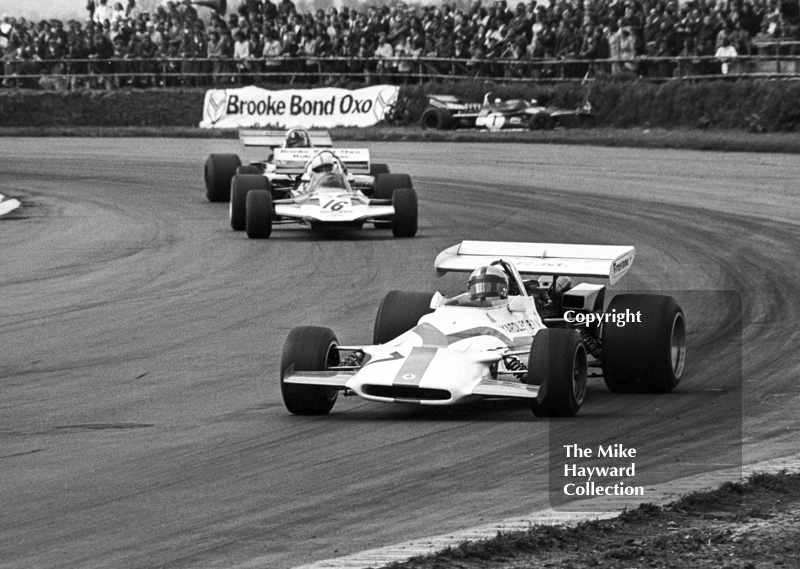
[1,126,799,154]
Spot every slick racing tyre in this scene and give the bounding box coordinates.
[236,165,262,175]
[246,190,273,239]
[373,173,413,200]
[529,112,554,130]
[230,174,269,231]
[373,173,413,228]
[420,107,455,130]
[281,327,340,415]
[205,153,241,202]
[369,163,390,176]
[528,329,587,417]
[391,188,418,237]
[602,294,686,393]
[373,291,434,345]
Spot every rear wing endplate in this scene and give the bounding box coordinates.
[238,129,334,148]
[434,241,635,285]
[272,148,370,175]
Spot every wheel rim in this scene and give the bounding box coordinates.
[324,341,340,403]
[670,313,686,379]
[572,345,588,405]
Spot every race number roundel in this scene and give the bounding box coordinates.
[487,113,506,131]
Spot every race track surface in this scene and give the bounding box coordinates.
[1,139,798,569]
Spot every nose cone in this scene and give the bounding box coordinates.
[350,346,495,404]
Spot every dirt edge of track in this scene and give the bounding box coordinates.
[284,456,800,569]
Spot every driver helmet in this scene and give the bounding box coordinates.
[307,151,341,174]
[468,266,509,301]
[285,128,311,148]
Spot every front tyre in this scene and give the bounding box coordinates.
[420,107,455,130]
[246,190,273,239]
[373,291,434,344]
[230,174,269,231]
[528,329,587,417]
[373,173,414,228]
[280,327,340,415]
[602,294,686,393]
[392,188,418,237]
[205,153,241,202]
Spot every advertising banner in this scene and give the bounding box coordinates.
[200,85,399,129]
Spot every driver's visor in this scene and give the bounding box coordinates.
[470,281,508,297]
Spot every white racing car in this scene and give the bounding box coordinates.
[279,241,686,416]
[237,149,417,238]
[204,128,404,203]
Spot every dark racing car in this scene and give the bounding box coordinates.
[420,93,594,131]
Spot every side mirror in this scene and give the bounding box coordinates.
[429,291,445,309]
[508,296,529,312]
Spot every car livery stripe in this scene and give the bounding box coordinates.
[392,347,438,387]
[411,323,451,347]
[446,326,531,348]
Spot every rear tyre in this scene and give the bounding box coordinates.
[392,188,418,237]
[530,112,554,130]
[420,107,455,130]
[373,291,434,344]
[246,190,273,239]
[369,163,390,176]
[237,165,261,175]
[373,173,413,200]
[528,329,587,417]
[230,174,269,231]
[280,327,340,415]
[205,153,241,202]
[602,294,686,393]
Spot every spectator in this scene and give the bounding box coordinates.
[261,28,283,80]
[730,19,752,55]
[0,0,789,89]
[125,0,140,19]
[88,30,114,88]
[753,20,776,55]
[111,3,126,25]
[93,0,114,26]
[232,29,249,83]
[715,35,738,73]
[134,32,158,86]
[619,24,638,73]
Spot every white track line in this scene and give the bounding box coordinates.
[0,194,21,216]
[262,454,800,569]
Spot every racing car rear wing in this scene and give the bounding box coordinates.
[238,129,334,148]
[272,148,370,175]
[428,94,482,113]
[434,241,635,285]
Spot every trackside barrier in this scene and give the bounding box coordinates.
[3,54,800,90]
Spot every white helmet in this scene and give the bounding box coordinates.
[307,151,341,174]
[468,266,509,301]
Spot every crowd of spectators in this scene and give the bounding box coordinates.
[1,0,799,88]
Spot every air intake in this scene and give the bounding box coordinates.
[362,385,451,401]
